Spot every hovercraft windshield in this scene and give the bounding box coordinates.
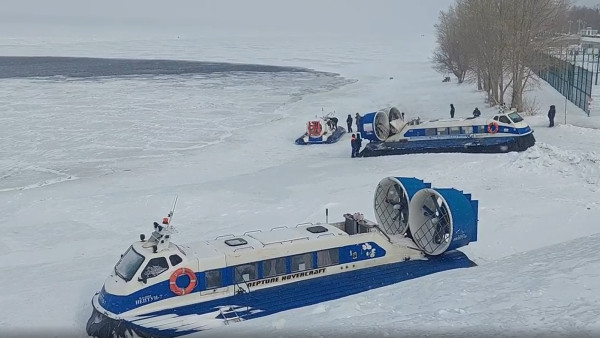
[115,246,145,282]
[508,111,524,123]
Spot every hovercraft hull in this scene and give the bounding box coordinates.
[87,250,474,338]
[359,132,535,157]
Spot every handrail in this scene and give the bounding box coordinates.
[289,236,309,242]
[243,230,262,236]
[270,226,289,231]
[371,223,392,243]
[233,246,255,252]
[317,233,335,238]
[295,222,313,227]
[263,242,284,247]
[215,234,235,239]
[262,236,309,247]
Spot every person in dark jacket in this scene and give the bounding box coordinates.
[548,105,556,127]
[450,104,455,118]
[355,113,361,131]
[346,114,353,132]
[354,133,362,157]
[472,107,481,117]
[330,117,338,130]
[350,134,357,158]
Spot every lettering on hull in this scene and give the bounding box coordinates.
[246,268,327,288]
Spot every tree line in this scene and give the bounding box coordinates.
[566,5,600,33]
[433,0,571,112]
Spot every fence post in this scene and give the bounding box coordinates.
[596,53,600,85]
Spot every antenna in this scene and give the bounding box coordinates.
[168,195,178,224]
[325,208,329,223]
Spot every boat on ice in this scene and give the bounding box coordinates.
[295,114,346,145]
[86,176,478,338]
[357,106,535,157]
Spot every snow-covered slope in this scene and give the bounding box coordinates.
[199,233,600,338]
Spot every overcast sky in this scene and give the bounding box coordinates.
[1,0,598,38]
[575,0,600,6]
[0,0,449,37]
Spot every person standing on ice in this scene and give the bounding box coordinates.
[472,107,481,117]
[355,113,361,131]
[450,104,455,118]
[548,105,556,127]
[354,133,363,157]
[346,114,353,132]
[350,134,357,158]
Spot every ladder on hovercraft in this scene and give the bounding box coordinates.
[219,306,242,325]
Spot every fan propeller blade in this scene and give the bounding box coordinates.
[430,195,443,216]
[422,204,435,218]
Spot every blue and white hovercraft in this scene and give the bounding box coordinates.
[295,113,346,145]
[86,176,479,338]
[357,105,535,157]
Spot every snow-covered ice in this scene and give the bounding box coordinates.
[1,1,600,337]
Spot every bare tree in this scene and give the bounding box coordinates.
[505,0,569,111]
[432,7,469,83]
[457,0,509,105]
[433,0,569,111]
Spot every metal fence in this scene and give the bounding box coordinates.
[533,46,596,116]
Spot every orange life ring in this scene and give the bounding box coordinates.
[487,122,499,134]
[169,267,197,296]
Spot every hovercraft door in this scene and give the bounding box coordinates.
[307,121,322,137]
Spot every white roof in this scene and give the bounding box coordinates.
[168,223,347,263]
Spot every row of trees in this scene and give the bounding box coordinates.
[433,0,570,112]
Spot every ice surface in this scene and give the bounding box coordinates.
[1,1,600,337]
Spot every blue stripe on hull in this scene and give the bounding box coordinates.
[359,133,535,157]
[111,250,474,337]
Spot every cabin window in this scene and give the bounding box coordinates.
[425,128,436,136]
[291,253,313,272]
[115,246,145,282]
[169,255,183,267]
[480,126,487,133]
[499,116,511,124]
[508,112,523,123]
[449,127,461,135]
[306,225,328,234]
[225,238,247,246]
[205,269,221,289]
[437,128,448,135]
[493,116,499,121]
[234,263,257,283]
[461,126,474,134]
[140,257,169,279]
[317,248,339,267]
[262,257,286,277]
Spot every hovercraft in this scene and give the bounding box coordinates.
[357,106,535,157]
[295,114,346,145]
[86,176,478,338]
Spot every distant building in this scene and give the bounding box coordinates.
[579,27,599,37]
[581,35,600,55]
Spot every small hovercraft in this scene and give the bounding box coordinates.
[357,106,535,157]
[295,114,346,145]
[86,176,478,338]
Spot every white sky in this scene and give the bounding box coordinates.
[0,0,445,37]
[2,0,598,39]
